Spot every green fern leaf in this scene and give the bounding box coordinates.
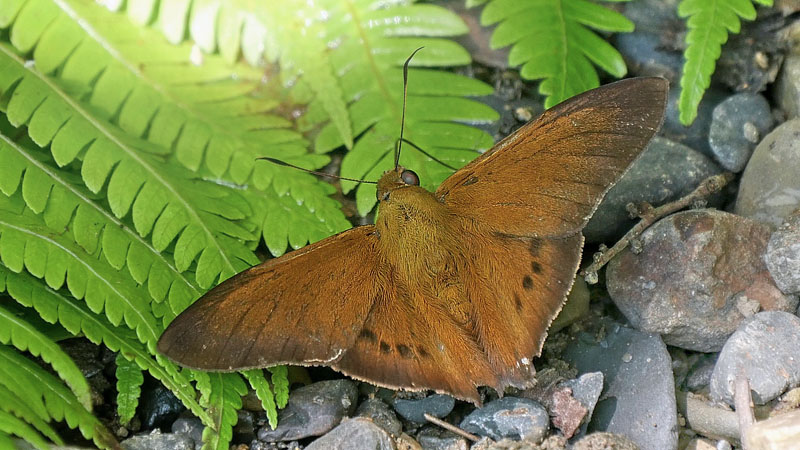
[677,0,772,125]
[477,0,632,108]
[0,345,117,449]
[116,354,144,426]
[268,365,290,409]
[0,302,92,410]
[0,381,62,445]
[0,408,50,450]
[243,370,279,429]
[0,265,212,426]
[197,372,247,450]
[0,127,203,315]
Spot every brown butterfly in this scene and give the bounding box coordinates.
[158,76,668,405]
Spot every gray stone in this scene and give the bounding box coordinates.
[710,311,800,405]
[615,32,683,82]
[459,397,548,443]
[122,430,194,450]
[572,432,640,450]
[607,209,798,352]
[393,394,455,424]
[708,93,774,172]
[662,86,728,158]
[356,398,402,435]
[562,321,678,450]
[305,417,394,450]
[171,416,203,448]
[562,372,604,440]
[685,354,718,392]
[416,426,468,450]
[776,52,800,119]
[765,210,800,295]
[139,384,185,430]
[745,409,800,450]
[736,119,800,228]
[585,137,723,244]
[257,380,358,442]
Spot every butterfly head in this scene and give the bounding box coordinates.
[376,166,421,203]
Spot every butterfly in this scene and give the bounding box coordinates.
[158,77,668,405]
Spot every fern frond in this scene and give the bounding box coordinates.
[268,365,290,409]
[2,0,350,256]
[0,381,62,445]
[196,372,247,450]
[677,0,772,125]
[0,345,117,449]
[0,127,202,316]
[0,44,260,288]
[0,301,92,410]
[0,264,212,425]
[0,407,50,450]
[243,370,279,429]
[476,0,632,108]
[116,354,144,425]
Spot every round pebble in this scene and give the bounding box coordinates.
[607,209,798,352]
[585,137,723,243]
[355,398,402,435]
[710,311,800,405]
[304,417,394,450]
[708,93,773,172]
[662,86,728,158]
[459,397,549,443]
[776,53,800,119]
[393,394,455,424]
[257,380,357,442]
[736,119,800,228]
[765,210,800,295]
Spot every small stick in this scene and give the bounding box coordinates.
[581,172,734,283]
[423,413,480,442]
[735,373,755,449]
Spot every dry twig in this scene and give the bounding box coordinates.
[735,373,755,449]
[423,413,480,442]
[582,172,734,283]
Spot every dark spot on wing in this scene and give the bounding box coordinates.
[463,176,478,186]
[523,275,534,290]
[514,293,522,312]
[358,328,377,343]
[418,346,430,358]
[531,261,543,274]
[379,341,391,354]
[397,344,413,358]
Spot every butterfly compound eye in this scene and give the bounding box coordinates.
[401,170,419,186]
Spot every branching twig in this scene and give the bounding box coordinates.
[581,172,734,284]
[424,413,480,442]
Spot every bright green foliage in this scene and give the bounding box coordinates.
[475,0,632,108]
[0,345,117,449]
[244,369,280,429]
[678,0,772,125]
[196,372,248,450]
[269,366,290,408]
[116,355,144,425]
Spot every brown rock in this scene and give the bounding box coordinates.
[607,209,798,352]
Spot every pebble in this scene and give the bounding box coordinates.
[684,354,718,392]
[777,53,800,119]
[416,426,468,450]
[662,86,728,158]
[562,320,678,450]
[615,31,683,82]
[356,398,402,435]
[584,137,723,243]
[736,119,800,228]
[304,417,394,450]
[606,209,798,352]
[710,311,800,405]
[170,416,203,447]
[560,372,604,440]
[708,93,773,172]
[139,384,185,430]
[745,409,800,450]
[459,397,549,443]
[393,394,455,424]
[257,380,358,442]
[121,430,194,450]
[765,210,800,295]
[572,432,640,450]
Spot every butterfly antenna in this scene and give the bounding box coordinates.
[397,138,458,171]
[395,47,424,170]
[257,157,377,184]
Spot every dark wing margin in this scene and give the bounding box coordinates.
[436,77,668,238]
